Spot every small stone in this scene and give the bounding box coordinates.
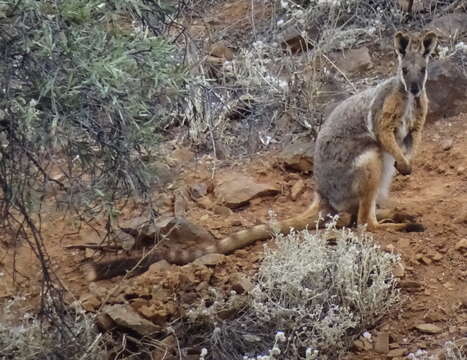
[385,244,396,253]
[441,138,453,151]
[148,260,171,273]
[95,313,115,332]
[209,40,234,61]
[213,205,232,217]
[193,253,226,266]
[102,304,159,335]
[374,332,389,354]
[173,190,188,217]
[85,248,94,259]
[230,273,254,294]
[420,256,432,265]
[353,339,366,351]
[79,294,101,312]
[200,214,209,222]
[455,238,467,251]
[414,323,443,334]
[190,183,209,199]
[196,196,214,210]
[387,348,407,358]
[290,179,306,201]
[457,166,465,175]
[430,251,443,261]
[393,262,405,278]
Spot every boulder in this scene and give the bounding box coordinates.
[426,59,467,122]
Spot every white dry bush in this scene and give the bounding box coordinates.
[0,297,107,360]
[188,220,401,360]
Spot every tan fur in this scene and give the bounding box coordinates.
[86,31,436,281]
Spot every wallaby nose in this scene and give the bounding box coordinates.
[410,84,419,95]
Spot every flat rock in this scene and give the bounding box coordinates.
[215,174,280,208]
[414,323,443,334]
[277,138,315,173]
[102,304,159,335]
[426,59,467,122]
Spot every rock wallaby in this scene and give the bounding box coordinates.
[86,30,437,281]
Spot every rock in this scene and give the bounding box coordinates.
[95,313,115,332]
[119,216,157,249]
[79,294,101,312]
[230,273,253,294]
[190,183,209,199]
[290,179,306,201]
[429,251,443,261]
[152,161,176,188]
[397,0,431,13]
[387,348,407,358]
[277,138,315,173]
[426,59,467,122]
[400,280,423,291]
[353,339,366,351]
[152,335,177,360]
[278,24,313,54]
[171,147,195,165]
[159,217,216,244]
[147,260,171,273]
[385,244,396,253]
[193,253,226,266]
[173,189,188,217]
[213,205,233,217]
[333,47,373,74]
[414,323,443,334]
[195,196,215,210]
[209,40,234,61]
[215,174,280,208]
[374,332,389,354]
[441,138,453,151]
[426,13,467,39]
[455,238,467,251]
[102,304,159,335]
[393,262,405,278]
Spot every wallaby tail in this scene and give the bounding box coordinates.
[216,193,322,254]
[85,193,323,281]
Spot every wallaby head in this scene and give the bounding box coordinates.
[394,31,437,97]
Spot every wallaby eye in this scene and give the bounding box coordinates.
[420,67,426,73]
[402,67,408,75]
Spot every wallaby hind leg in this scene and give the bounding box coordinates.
[356,151,424,232]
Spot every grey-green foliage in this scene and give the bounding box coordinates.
[0,0,186,214]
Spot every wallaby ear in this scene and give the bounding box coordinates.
[394,31,410,57]
[422,31,437,57]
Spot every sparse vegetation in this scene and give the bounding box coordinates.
[184,221,401,359]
